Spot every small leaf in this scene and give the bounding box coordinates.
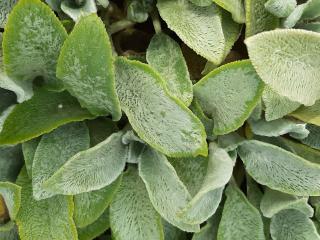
[115,57,207,157]
[194,60,264,135]
[57,14,121,119]
[16,168,77,240]
[0,182,21,220]
[157,0,225,64]
[146,33,193,106]
[262,86,301,121]
[138,146,200,232]
[74,176,121,228]
[245,0,279,37]
[238,140,320,196]
[282,3,307,28]
[110,167,163,240]
[291,100,320,126]
[61,0,97,22]
[246,29,320,106]
[217,183,265,240]
[0,0,17,28]
[127,0,153,23]
[0,146,23,182]
[0,89,94,145]
[77,209,110,240]
[3,0,67,91]
[213,0,245,23]
[264,0,296,18]
[178,143,234,224]
[260,188,313,218]
[43,131,128,195]
[32,122,90,200]
[21,138,40,178]
[270,209,320,240]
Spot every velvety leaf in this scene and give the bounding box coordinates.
[57,14,121,119]
[301,124,320,150]
[0,182,21,222]
[248,118,309,139]
[264,0,296,18]
[0,0,17,28]
[115,57,207,157]
[43,131,128,195]
[291,100,320,126]
[282,4,306,28]
[110,167,163,240]
[157,0,226,64]
[138,146,200,232]
[0,146,23,182]
[32,122,90,200]
[270,209,320,240]
[213,0,245,23]
[217,183,265,240]
[189,0,212,7]
[260,188,313,218]
[3,0,67,91]
[217,132,245,152]
[16,168,77,240]
[245,0,279,37]
[78,209,110,240]
[246,29,320,106]
[238,140,320,196]
[246,174,263,209]
[21,138,40,178]
[146,33,193,106]
[262,86,301,121]
[127,0,153,23]
[163,220,187,240]
[178,143,234,224]
[61,0,97,22]
[0,89,94,145]
[194,60,264,135]
[74,176,121,228]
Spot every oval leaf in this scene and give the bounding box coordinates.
[213,0,245,23]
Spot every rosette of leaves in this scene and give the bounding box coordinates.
[1,0,320,239]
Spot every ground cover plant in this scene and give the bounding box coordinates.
[1,0,320,239]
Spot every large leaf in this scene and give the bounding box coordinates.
[238,140,320,196]
[146,33,193,106]
[260,188,313,218]
[74,176,121,228]
[194,60,264,135]
[43,131,128,195]
[213,0,245,23]
[262,86,301,121]
[110,167,163,240]
[270,209,320,240]
[21,138,40,178]
[32,122,90,200]
[115,57,207,157]
[0,146,23,182]
[16,168,77,240]
[217,183,265,240]
[57,14,121,119]
[291,100,320,126]
[178,143,234,224]
[157,0,225,64]
[264,0,296,18]
[138,146,200,232]
[245,0,279,37]
[3,0,67,91]
[0,89,94,145]
[0,0,17,28]
[246,29,320,106]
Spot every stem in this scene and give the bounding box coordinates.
[109,19,135,35]
[150,10,162,34]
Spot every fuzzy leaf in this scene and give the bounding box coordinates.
[0,146,23,182]
[32,122,90,200]
[43,131,128,195]
[138,146,200,232]
[238,140,320,196]
[0,182,21,220]
[246,29,320,106]
[213,0,245,23]
[16,168,77,240]
[264,0,296,18]
[110,167,163,240]
[74,176,121,228]
[0,0,17,28]
[3,0,67,91]
[157,0,225,64]
[270,209,320,240]
[217,183,265,240]
[194,60,264,135]
[115,57,207,157]
[282,3,307,28]
[61,0,97,22]
[262,86,301,121]
[57,14,121,119]
[22,138,40,178]
[146,33,193,106]
[245,0,279,37]
[291,100,320,126]
[301,124,320,150]
[0,89,94,145]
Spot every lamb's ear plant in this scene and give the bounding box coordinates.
[1,0,320,239]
